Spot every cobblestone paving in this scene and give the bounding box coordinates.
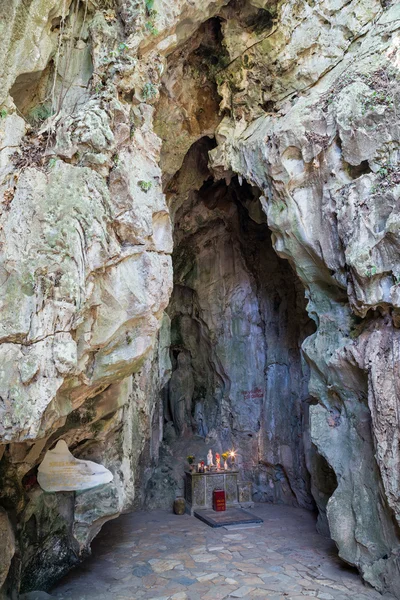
[52,504,395,600]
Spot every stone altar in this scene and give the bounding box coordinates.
[184,470,239,515]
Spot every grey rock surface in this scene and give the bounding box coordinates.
[209,2,400,595]
[0,0,399,596]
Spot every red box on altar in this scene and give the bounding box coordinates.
[213,489,226,512]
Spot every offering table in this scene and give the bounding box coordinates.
[184,470,239,515]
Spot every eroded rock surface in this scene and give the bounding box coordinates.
[0,509,14,596]
[209,1,400,595]
[0,0,400,597]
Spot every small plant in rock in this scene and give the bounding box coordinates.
[378,166,389,177]
[28,103,53,126]
[360,66,399,115]
[142,82,157,100]
[393,273,400,285]
[144,0,158,33]
[317,72,355,111]
[145,20,159,35]
[275,200,286,213]
[145,0,155,12]
[366,265,377,278]
[138,180,152,192]
[0,108,7,119]
[362,89,394,114]
[372,161,400,193]
[91,420,105,434]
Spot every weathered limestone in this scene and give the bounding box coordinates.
[0,0,74,108]
[37,441,113,492]
[0,0,177,591]
[0,509,15,596]
[0,0,400,596]
[208,2,400,595]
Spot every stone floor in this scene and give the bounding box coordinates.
[51,504,395,600]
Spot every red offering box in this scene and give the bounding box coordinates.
[213,489,226,511]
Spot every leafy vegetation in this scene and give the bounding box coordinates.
[138,180,152,192]
[145,20,159,35]
[28,103,53,126]
[361,89,394,114]
[144,0,158,35]
[371,161,400,193]
[318,66,399,114]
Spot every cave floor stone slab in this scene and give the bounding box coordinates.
[51,504,395,600]
[194,508,263,528]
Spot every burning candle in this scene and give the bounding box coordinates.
[215,453,221,470]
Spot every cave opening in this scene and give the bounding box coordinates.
[148,12,340,525]
[152,134,322,515]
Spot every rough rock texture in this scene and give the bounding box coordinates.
[0,0,400,597]
[209,1,400,595]
[0,508,15,597]
[0,0,191,593]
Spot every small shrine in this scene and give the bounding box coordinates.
[184,449,251,515]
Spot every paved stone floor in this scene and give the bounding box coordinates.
[52,504,395,600]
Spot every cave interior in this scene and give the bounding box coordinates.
[147,133,338,536]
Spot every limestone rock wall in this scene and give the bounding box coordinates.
[0,0,224,594]
[0,0,400,597]
[209,1,400,595]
